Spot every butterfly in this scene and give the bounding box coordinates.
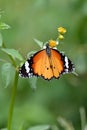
[19,42,75,80]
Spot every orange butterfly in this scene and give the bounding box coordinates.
[19,42,75,80]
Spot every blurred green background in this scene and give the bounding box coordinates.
[0,0,87,130]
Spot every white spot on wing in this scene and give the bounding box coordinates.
[65,56,69,69]
[28,73,33,77]
[25,61,30,73]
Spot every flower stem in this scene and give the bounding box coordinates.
[7,70,18,130]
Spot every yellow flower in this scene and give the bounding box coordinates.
[49,40,58,48]
[58,27,66,34]
[58,34,64,40]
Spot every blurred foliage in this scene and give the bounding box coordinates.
[0,0,87,130]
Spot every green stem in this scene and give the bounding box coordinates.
[7,70,19,130]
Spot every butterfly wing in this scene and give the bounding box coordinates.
[19,58,33,78]
[50,49,75,78]
[19,49,54,79]
[31,50,54,79]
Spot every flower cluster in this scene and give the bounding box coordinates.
[48,27,67,48]
[49,40,58,48]
[58,27,66,40]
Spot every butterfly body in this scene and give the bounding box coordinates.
[19,43,75,80]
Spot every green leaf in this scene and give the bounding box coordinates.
[0,22,10,30]
[28,77,37,90]
[28,125,50,130]
[1,48,24,61]
[0,32,3,47]
[34,38,43,48]
[1,63,13,88]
